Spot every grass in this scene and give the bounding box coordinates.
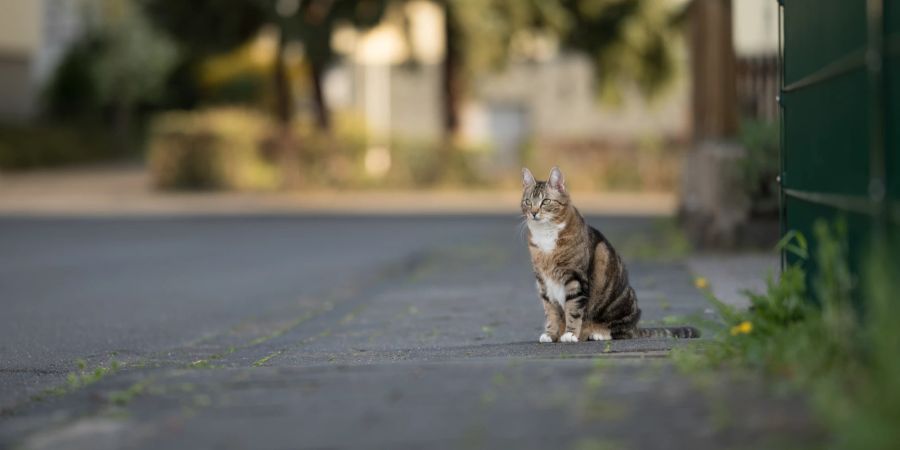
[30,357,123,402]
[674,220,900,449]
[252,350,283,367]
[108,378,154,406]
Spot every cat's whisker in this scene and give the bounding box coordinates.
[516,217,529,242]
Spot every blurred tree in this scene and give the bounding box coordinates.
[142,0,388,132]
[277,0,388,131]
[439,0,683,136]
[89,0,179,150]
[43,34,105,120]
[555,0,683,103]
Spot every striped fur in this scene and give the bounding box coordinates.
[522,167,699,342]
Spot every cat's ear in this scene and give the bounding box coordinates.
[548,166,565,192]
[522,168,536,187]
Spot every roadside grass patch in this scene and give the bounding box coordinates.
[29,357,123,402]
[252,350,284,367]
[674,220,900,449]
[108,378,154,406]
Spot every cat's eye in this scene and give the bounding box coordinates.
[541,199,552,207]
[524,199,532,206]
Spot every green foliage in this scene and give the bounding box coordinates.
[90,0,179,109]
[140,0,267,56]
[44,0,178,115]
[143,0,388,67]
[143,0,389,127]
[277,0,389,68]
[557,0,682,103]
[674,221,900,449]
[43,36,105,119]
[449,0,683,102]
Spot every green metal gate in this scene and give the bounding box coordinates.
[781,0,898,271]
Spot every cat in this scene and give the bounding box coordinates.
[521,166,699,342]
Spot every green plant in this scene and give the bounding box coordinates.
[675,220,900,449]
[43,35,105,120]
[147,108,279,190]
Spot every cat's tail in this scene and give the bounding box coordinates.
[635,326,700,339]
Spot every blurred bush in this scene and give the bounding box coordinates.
[147,108,488,190]
[0,124,116,170]
[737,119,779,217]
[148,108,278,190]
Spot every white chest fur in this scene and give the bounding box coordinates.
[528,221,565,253]
[543,277,567,308]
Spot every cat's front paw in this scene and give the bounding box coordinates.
[538,333,554,343]
[559,332,579,343]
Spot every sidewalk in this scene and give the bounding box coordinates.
[0,165,676,217]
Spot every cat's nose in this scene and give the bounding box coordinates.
[531,211,539,219]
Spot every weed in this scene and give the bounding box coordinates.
[253,350,283,367]
[108,379,153,406]
[190,359,213,369]
[32,358,122,402]
[674,220,900,449]
[571,437,628,450]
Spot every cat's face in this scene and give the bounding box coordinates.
[521,167,569,223]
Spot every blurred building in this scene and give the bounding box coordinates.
[682,0,781,248]
[326,1,690,166]
[326,0,778,167]
[0,0,83,120]
[733,0,779,122]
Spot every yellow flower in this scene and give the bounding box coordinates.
[694,277,709,289]
[730,321,753,336]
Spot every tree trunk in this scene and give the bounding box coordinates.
[114,101,132,155]
[273,33,294,126]
[441,3,461,139]
[272,31,299,187]
[688,0,738,141]
[434,3,462,184]
[309,59,331,132]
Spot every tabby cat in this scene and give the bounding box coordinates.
[521,167,699,342]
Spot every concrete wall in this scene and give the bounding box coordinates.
[733,0,780,56]
[469,55,690,143]
[0,0,84,120]
[0,0,41,120]
[0,0,42,55]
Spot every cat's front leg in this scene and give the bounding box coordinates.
[560,277,587,343]
[536,279,564,343]
[540,298,564,343]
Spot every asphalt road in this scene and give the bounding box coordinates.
[0,215,535,405]
[0,215,820,449]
